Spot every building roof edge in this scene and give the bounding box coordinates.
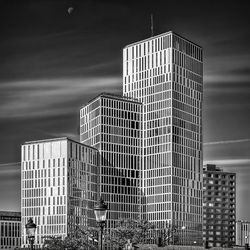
[23,137,98,151]
[123,30,202,49]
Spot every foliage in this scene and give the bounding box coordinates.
[43,220,155,249]
[134,219,155,243]
[159,225,179,246]
[43,226,99,250]
[43,236,65,250]
[106,219,155,249]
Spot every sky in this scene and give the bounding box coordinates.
[0,0,250,220]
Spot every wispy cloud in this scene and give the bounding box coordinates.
[0,162,20,178]
[0,162,21,211]
[0,161,20,171]
[203,137,250,168]
[204,54,250,84]
[204,139,250,146]
[0,162,20,166]
[203,159,250,166]
[0,77,121,119]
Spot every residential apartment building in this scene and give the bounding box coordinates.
[236,220,250,246]
[123,31,203,245]
[0,211,21,249]
[21,138,98,248]
[203,164,236,247]
[80,93,142,229]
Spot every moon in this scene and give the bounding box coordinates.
[67,7,74,15]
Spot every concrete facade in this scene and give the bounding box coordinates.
[203,164,236,247]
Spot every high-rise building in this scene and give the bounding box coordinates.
[0,211,21,249]
[123,31,203,245]
[236,220,250,246]
[21,31,204,246]
[80,93,142,229]
[21,138,98,248]
[79,31,203,245]
[203,164,236,247]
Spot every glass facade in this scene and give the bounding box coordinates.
[80,93,142,230]
[21,138,98,248]
[21,31,205,246]
[123,31,203,245]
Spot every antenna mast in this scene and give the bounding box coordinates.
[151,14,154,37]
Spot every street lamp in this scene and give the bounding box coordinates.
[94,197,108,250]
[191,240,197,250]
[173,225,186,245]
[158,223,186,246]
[25,218,36,250]
[245,235,249,250]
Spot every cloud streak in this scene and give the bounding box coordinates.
[0,77,121,119]
[204,54,250,84]
[203,159,250,166]
[204,138,250,146]
[0,162,20,174]
[0,162,21,212]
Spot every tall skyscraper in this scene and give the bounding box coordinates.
[0,211,21,249]
[123,31,203,244]
[203,164,236,247]
[21,31,204,246]
[80,93,142,229]
[21,138,98,248]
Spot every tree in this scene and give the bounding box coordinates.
[43,236,65,250]
[43,220,155,249]
[43,226,99,250]
[106,219,155,249]
[134,220,155,244]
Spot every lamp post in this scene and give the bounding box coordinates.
[245,235,249,250]
[173,225,186,245]
[94,197,108,250]
[192,240,197,250]
[158,223,186,246]
[180,226,186,245]
[25,218,36,250]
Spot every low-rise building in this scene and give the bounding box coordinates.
[0,211,21,249]
[21,137,99,248]
[236,220,250,246]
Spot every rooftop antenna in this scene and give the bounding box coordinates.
[151,13,154,37]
